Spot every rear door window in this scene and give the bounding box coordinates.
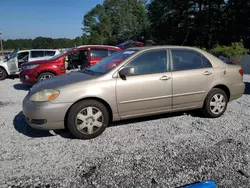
[171,49,212,71]
[90,48,109,58]
[45,51,56,56]
[31,51,45,58]
[109,50,118,55]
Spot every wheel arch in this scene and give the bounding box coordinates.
[212,84,230,101]
[36,70,57,80]
[64,97,113,130]
[0,65,9,75]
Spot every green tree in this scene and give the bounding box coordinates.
[82,0,149,45]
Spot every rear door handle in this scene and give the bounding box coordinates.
[203,71,212,75]
[159,75,171,81]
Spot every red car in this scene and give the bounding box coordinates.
[20,45,121,84]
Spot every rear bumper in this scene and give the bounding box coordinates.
[22,96,72,130]
[229,82,245,101]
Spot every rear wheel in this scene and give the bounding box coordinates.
[0,67,7,81]
[67,100,109,139]
[37,72,55,82]
[202,88,228,118]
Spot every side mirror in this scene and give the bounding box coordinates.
[118,67,135,78]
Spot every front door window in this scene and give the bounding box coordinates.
[124,49,168,75]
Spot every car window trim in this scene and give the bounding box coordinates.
[119,48,170,77]
[169,48,213,72]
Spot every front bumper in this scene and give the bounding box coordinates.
[22,96,72,130]
[20,70,37,84]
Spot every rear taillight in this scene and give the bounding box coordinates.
[232,60,236,65]
[239,68,243,76]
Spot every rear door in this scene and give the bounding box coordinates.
[170,49,214,109]
[89,48,109,66]
[7,48,19,74]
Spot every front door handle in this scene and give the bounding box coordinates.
[203,71,212,75]
[159,75,171,81]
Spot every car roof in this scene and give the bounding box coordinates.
[127,45,202,51]
[76,45,121,50]
[18,49,59,53]
[127,45,227,67]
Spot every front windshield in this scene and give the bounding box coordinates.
[9,49,18,60]
[83,49,139,74]
[48,48,74,60]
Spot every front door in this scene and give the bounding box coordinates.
[116,49,172,118]
[170,49,215,109]
[7,48,19,74]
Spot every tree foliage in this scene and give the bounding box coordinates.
[210,41,249,58]
[81,0,149,45]
[148,0,250,49]
[3,0,250,53]
[3,37,82,50]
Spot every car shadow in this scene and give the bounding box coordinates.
[13,110,201,139]
[13,111,74,139]
[14,111,54,138]
[13,83,31,91]
[8,75,19,79]
[244,82,250,95]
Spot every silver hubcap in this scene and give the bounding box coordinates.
[39,74,53,81]
[75,107,103,135]
[210,94,226,114]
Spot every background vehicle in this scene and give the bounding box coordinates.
[117,40,144,49]
[214,54,236,65]
[22,46,245,140]
[0,49,59,80]
[0,51,12,60]
[20,45,121,84]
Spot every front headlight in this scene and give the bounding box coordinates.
[30,89,60,102]
[22,64,39,70]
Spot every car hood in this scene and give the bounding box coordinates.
[30,71,97,94]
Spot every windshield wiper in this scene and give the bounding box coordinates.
[82,68,103,75]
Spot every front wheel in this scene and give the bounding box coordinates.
[202,88,228,118]
[37,72,55,82]
[67,100,110,139]
[0,67,7,81]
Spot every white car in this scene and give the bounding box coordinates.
[0,49,60,80]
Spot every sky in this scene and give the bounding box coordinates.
[0,0,104,40]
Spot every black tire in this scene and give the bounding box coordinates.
[0,67,7,81]
[37,72,55,82]
[67,100,109,139]
[201,88,228,118]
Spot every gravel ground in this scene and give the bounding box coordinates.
[0,76,250,188]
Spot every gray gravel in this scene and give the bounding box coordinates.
[1,76,250,188]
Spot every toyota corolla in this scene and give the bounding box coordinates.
[22,46,245,139]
